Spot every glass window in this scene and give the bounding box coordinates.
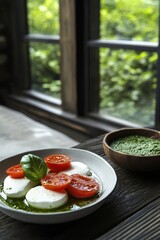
[29,42,61,99]
[96,0,159,127]
[100,0,159,42]
[27,0,60,35]
[99,49,157,126]
[27,0,61,100]
[10,0,160,133]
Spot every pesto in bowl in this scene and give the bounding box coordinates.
[110,135,160,156]
[103,128,160,172]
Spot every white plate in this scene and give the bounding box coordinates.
[0,148,117,224]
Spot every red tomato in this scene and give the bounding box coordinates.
[41,173,71,191]
[6,164,25,179]
[67,174,99,199]
[44,154,71,172]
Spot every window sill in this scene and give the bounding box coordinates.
[2,93,141,141]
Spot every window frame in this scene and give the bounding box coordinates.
[25,0,77,113]
[3,0,160,139]
[81,0,160,129]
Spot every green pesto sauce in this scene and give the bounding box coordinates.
[0,173,101,213]
[110,135,160,156]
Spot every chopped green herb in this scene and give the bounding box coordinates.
[110,135,160,156]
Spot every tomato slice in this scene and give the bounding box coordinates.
[6,164,25,179]
[44,154,71,173]
[67,174,99,199]
[41,173,71,191]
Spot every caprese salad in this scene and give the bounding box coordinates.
[0,153,101,212]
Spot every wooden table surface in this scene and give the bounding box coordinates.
[1,134,160,240]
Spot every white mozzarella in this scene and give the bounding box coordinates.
[3,176,36,198]
[26,186,68,209]
[61,161,90,176]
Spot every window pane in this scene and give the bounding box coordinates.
[99,49,158,126]
[100,0,159,42]
[29,42,61,99]
[27,0,60,35]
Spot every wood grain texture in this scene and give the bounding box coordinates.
[97,197,160,240]
[60,0,77,113]
[1,134,160,240]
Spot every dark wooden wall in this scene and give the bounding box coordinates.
[0,1,11,102]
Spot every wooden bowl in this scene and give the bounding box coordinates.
[103,128,160,172]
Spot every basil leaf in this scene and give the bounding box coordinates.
[20,154,47,183]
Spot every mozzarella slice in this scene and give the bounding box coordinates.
[61,161,90,176]
[3,176,36,198]
[26,186,68,209]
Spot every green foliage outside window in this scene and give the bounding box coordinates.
[29,42,61,98]
[27,0,159,125]
[27,0,61,98]
[28,0,59,35]
[100,0,158,42]
[100,0,158,126]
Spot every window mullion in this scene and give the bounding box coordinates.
[76,0,100,116]
[88,39,158,52]
[59,0,77,113]
[24,34,60,44]
[87,0,100,113]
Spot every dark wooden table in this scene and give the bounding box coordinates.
[1,134,160,240]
